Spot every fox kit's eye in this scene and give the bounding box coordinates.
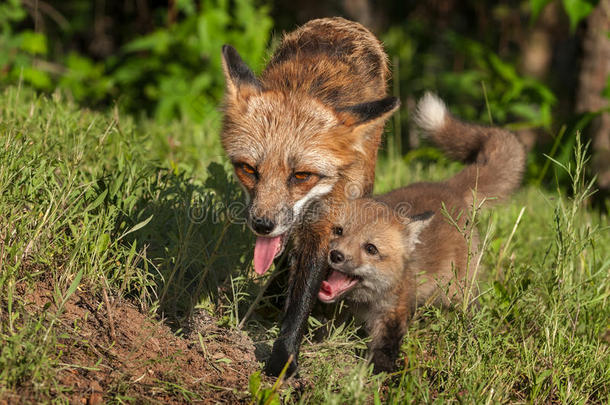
[364,243,378,255]
[239,163,257,177]
[332,226,343,236]
[292,172,311,182]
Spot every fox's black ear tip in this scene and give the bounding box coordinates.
[410,210,434,222]
[386,96,401,109]
[221,44,236,57]
[221,44,259,87]
[373,96,401,116]
[339,95,401,124]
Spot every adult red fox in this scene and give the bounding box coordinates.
[318,93,526,373]
[220,17,399,375]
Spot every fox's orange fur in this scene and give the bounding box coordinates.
[319,93,526,373]
[220,17,399,375]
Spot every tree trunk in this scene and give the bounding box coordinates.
[576,0,610,193]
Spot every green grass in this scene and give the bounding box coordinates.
[0,86,608,403]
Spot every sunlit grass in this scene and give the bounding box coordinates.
[0,86,608,403]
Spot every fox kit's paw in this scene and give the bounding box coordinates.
[265,342,299,378]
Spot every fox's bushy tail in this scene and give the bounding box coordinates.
[413,93,526,205]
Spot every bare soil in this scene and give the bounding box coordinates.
[5,282,263,404]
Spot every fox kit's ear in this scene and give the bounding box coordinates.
[221,45,261,100]
[402,211,434,255]
[337,96,400,128]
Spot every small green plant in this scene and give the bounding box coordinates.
[248,355,294,405]
[248,371,280,405]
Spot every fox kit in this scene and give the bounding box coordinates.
[318,93,526,373]
[220,18,399,375]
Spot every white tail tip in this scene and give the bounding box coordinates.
[414,92,447,132]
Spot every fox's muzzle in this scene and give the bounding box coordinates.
[247,203,294,237]
[251,215,275,235]
[329,249,345,264]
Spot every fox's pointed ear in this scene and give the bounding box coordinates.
[402,210,434,255]
[409,211,434,223]
[221,44,261,99]
[337,96,400,128]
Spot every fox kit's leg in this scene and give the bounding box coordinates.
[368,313,409,373]
[266,226,327,376]
[367,290,415,373]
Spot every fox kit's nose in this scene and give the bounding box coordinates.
[252,216,275,235]
[329,250,345,264]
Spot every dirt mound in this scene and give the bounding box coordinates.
[14,283,261,404]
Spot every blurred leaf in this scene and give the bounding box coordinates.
[488,54,518,82]
[530,0,553,22]
[602,75,610,99]
[404,147,448,164]
[18,31,47,55]
[20,67,52,89]
[493,281,509,303]
[440,71,486,98]
[96,233,110,254]
[60,53,112,102]
[124,30,171,54]
[0,0,27,26]
[176,0,197,16]
[248,371,261,397]
[508,102,541,121]
[561,0,595,31]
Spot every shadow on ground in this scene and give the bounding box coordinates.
[121,162,255,322]
[117,162,348,368]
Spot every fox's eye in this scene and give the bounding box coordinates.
[292,172,311,182]
[239,163,257,177]
[364,243,378,255]
[332,226,343,236]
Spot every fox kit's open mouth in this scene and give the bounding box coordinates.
[318,270,360,303]
[253,234,288,275]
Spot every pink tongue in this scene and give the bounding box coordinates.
[318,270,353,301]
[319,281,333,298]
[253,236,282,275]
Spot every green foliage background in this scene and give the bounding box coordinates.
[1,0,607,187]
[1,0,273,123]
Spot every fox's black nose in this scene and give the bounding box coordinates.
[252,216,275,235]
[329,250,344,264]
